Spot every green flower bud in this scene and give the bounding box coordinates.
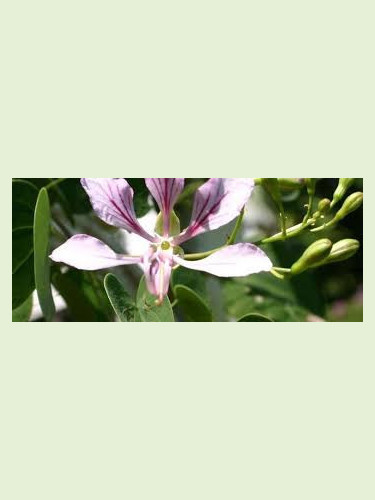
[318,198,331,214]
[277,178,305,191]
[331,178,355,207]
[155,210,181,237]
[291,239,333,275]
[324,239,360,264]
[334,192,363,222]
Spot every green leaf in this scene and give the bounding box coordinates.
[172,265,208,301]
[223,281,311,322]
[34,188,55,321]
[12,180,38,309]
[127,179,151,218]
[136,277,174,322]
[58,178,91,214]
[12,294,33,322]
[104,274,136,322]
[238,272,296,302]
[12,179,38,229]
[12,256,35,309]
[52,270,106,322]
[238,313,273,322]
[12,228,33,274]
[174,285,212,322]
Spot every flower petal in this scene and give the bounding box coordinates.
[174,243,273,277]
[145,178,184,213]
[81,178,156,242]
[175,178,255,243]
[50,234,142,271]
[145,178,184,236]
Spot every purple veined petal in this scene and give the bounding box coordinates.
[143,248,174,301]
[174,243,273,277]
[145,178,185,236]
[174,178,255,244]
[50,234,142,271]
[81,178,156,242]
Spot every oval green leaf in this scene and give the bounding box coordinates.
[136,277,174,322]
[104,274,137,322]
[34,188,55,321]
[174,285,212,322]
[12,294,33,322]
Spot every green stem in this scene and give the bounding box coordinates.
[310,220,335,233]
[184,209,246,261]
[260,217,316,244]
[227,208,245,245]
[45,178,67,190]
[279,203,287,237]
[184,246,226,261]
[273,267,291,273]
[303,179,317,226]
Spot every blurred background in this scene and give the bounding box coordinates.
[12,178,363,322]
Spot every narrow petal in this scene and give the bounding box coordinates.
[143,249,173,301]
[145,178,184,214]
[175,178,254,244]
[145,178,184,236]
[81,178,156,242]
[174,243,273,277]
[50,234,141,271]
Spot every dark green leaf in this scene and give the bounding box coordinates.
[12,179,38,229]
[127,179,151,218]
[238,272,296,302]
[52,270,105,322]
[34,188,55,321]
[238,313,273,322]
[12,294,33,322]
[223,281,311,322]
[172,265,208,301]
[58,178,91,214]
[12,256,35,310]
[136,277,174,322]
[12,228,33,274]
[104,274,136,322]
[174,285,212,322]
[12,180,38,309]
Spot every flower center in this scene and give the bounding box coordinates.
[161,241,171,251]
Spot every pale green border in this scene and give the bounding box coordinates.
[4,0,373,495]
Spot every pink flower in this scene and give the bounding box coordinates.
[50,178,272,302]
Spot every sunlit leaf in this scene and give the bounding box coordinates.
[136,277,174,322]
[34,188,55,321]
[104,274,136,322]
